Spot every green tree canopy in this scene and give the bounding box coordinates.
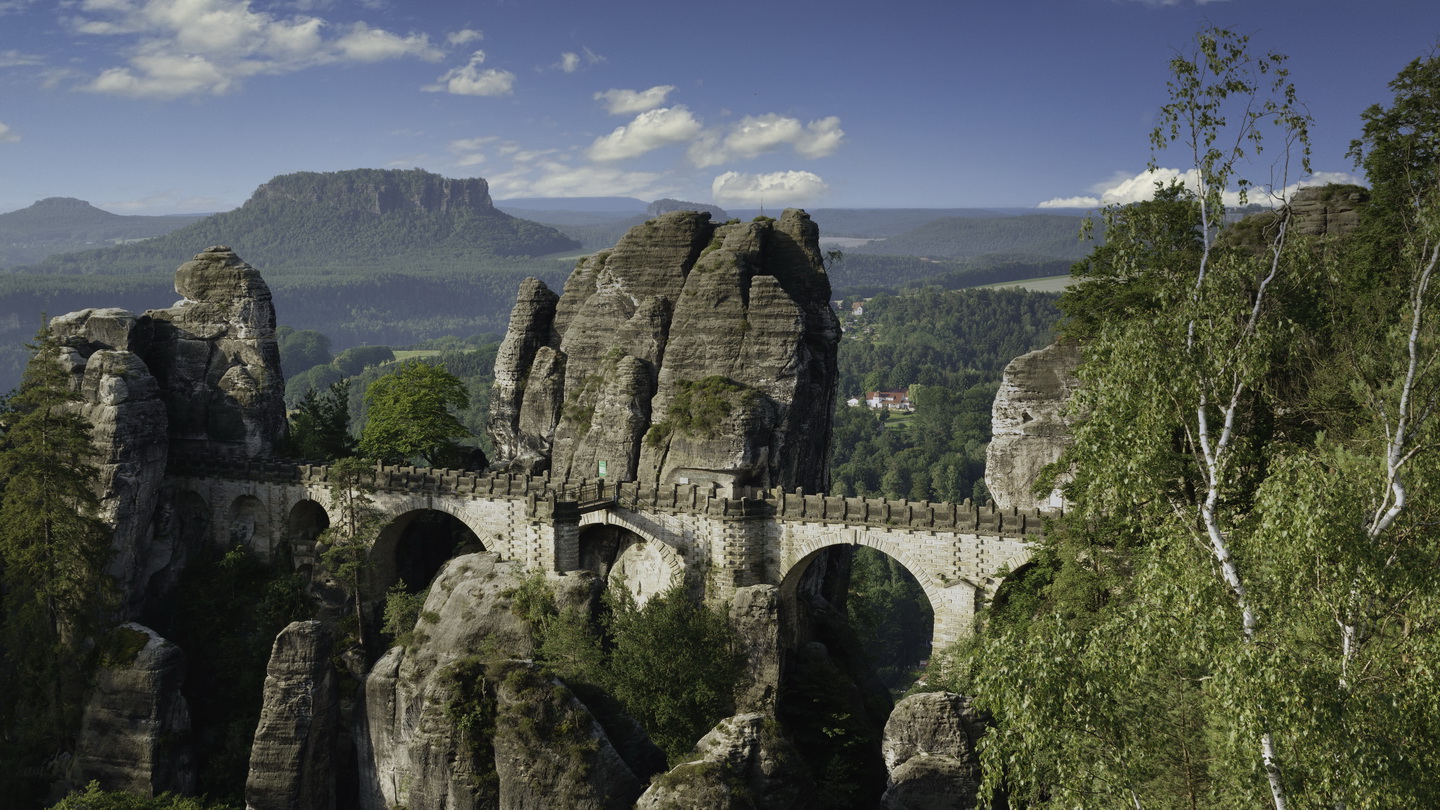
[0,324,115,746]
[358,361,471,466]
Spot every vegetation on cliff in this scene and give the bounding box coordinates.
[936,29,1440,808]
[0,327,116,795]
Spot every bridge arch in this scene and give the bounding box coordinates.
[577,510,686,605]
[779,528,979,652]
[225,494,269,556]
[369,507,486,597]
[282,499,329,572]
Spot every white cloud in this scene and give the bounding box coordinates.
[587,106,703,161]
[1037,168,1364,209]
[711,170,829,206]
[689,115,844,167]
[489,161,670,200]
[425,51,515,97]
[69,0,445,98]
[0,49,43,67]
[553,46,602,73]
[447,28,483,46]
[0,122,19,143]
[594,85,674,115]
[334,22,443,62]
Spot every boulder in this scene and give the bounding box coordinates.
[636,713,810,810]
[246,621,338,810]
[984,341,1082,511]
[69,624,195,797]
[879,692,984,810]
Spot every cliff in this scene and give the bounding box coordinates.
[489,209,840,492]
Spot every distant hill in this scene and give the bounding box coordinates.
[22,168,577,276]
[0,169,580,392]
[0,197,205,268]
[846,214,1092,260]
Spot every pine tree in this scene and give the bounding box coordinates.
[0,323,115,744]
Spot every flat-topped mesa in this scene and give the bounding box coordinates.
[488,209,840,492]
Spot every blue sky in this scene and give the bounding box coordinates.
[0,0,1435,215]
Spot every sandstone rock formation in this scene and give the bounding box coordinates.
[984,341,1082,511]
[879,692,984,810]
[139,246,286,459]
[39,247,287,618]
[69,624,195,797]
[50,311,171,618]
[362,553,643,809]
[635,713,810,810]
[1286,184,1367,238]
[730,585,782,714]
[246,621,338,810]
[489,209,839,492]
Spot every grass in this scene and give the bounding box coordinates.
[976,274,1074,292]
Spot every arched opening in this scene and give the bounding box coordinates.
[283,500,329,568]
[775,543,936,810]
[371,509,485,597]
[577,523,680,607]
[228,495,269,557]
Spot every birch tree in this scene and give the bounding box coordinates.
[938,29,1440,808]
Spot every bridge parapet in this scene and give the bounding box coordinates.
[758,490,1059,537]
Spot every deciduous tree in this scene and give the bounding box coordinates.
[358,361,471,466]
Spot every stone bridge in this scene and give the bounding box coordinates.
[167,455,1057,648]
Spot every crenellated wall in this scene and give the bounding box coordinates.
[165,454,1057,647]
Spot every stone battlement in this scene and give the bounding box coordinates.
[166,453,1059,537]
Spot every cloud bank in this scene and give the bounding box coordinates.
[426,51,515,97]
[71,0,446,98]
[1038,168,1363,209]
[711,170,829,205]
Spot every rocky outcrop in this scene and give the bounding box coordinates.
[37,248,287,617]
[492,661,645,810]
[48,312,171,619]
[636,713,810,810]
[1287,184,1367,238]
[246,621,338,810]
[361,553,533,809]
[730,585,782,714]
[489,209,839,491]
[139,246,286,459]
[69,624,195,797]
[361,554,642,809]
[984,341,1082,511]
[879,692,985,810]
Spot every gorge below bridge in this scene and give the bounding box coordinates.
[171,455,1056,648]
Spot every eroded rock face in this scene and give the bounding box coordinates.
[361,553,534,810]
[879,692,984,810]
[489,209,839,491]
[730,585,782,715]
[492,661,645,810]
[1288,184,1367,238]
[246,621,338,810]
[984,341,1082,511]
[46,320,170,619]
[69,624,195,797]
[636,713,811,810]
[361,554,642,810]
[139,245,286,459]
